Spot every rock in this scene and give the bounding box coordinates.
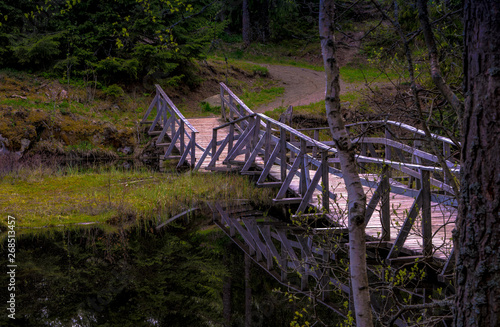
[118,146,133,155]
[202,94,229,108]
[20,139,31,152]
[0,134,9,155]
[279,105,293,125]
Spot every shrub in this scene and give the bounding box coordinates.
[103,84,125,99]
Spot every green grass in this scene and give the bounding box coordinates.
[0,167,273,229]
[208,39,324,71]
[240,86,285,109]
[340,64,400,83]
[265,90,365,121]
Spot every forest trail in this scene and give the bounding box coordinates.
[254,32,365,113]
[254,64,361,113]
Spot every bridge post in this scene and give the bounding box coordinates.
[191,132,196,167]
[290,133,296,163]
[322,151,330,213]
[313,129,319,158]
[212,128,218,162]
[421,169,432,256]
[300,139,307,195]
[280,127,287,182]
[443,141,451,186]
[227,124,234,168]
[220,85,226,120]
[381,164,391,241]
[264,123,272,163]
[180,121,185,155]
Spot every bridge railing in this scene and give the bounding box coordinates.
[141,84,198,168]
[217,82,456,260]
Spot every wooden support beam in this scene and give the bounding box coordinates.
[256,182,282,188]
[387,191,423,260]
[256,142,281,184]
[276,151,304,199]
[194,139,213,171]
[421,170,432,257]
[225,123,255,162]
[207,134,230,168]
[241,133,267,173]
[273,197,303,204]
[163,128,181,159]
[380,165,391,241]
[296,161,325,214]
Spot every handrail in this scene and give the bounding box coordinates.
[298,122,459,148]
[346,120,459,147]
[219,82,254,117]
[155,84,198,133]
[219,82,459,195]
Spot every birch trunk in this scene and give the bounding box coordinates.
[319,1,373,325]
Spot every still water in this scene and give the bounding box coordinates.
[0,220,309,327]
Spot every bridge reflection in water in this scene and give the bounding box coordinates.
[141,83,458,325]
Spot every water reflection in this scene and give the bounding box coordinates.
[1,224,226,326]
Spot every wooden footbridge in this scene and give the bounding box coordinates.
[141,83,458,325]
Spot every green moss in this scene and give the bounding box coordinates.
[0,168,273,229]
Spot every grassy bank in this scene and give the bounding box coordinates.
[0,166,273,230]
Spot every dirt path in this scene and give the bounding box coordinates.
[254,31,365,113]
[254,64,358,113]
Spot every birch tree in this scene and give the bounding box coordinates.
[319,0,373,325]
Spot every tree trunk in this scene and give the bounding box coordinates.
[223,250,232,327]
[244,254,252,327]
[242,0,251,46]
[319,1,373,326]
[416,0,463,122]
[455,0,500,326]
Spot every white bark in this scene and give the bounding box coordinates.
[319,0,373,326]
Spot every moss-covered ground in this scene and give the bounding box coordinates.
[0,166,273,230]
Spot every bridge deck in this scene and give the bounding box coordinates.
[188,117,456,260]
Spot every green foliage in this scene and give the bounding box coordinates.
[103,84,125,99]
[200,102,220,114]
[94,57,139,84]
[11,33,63,68]
[0,0,223,86]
